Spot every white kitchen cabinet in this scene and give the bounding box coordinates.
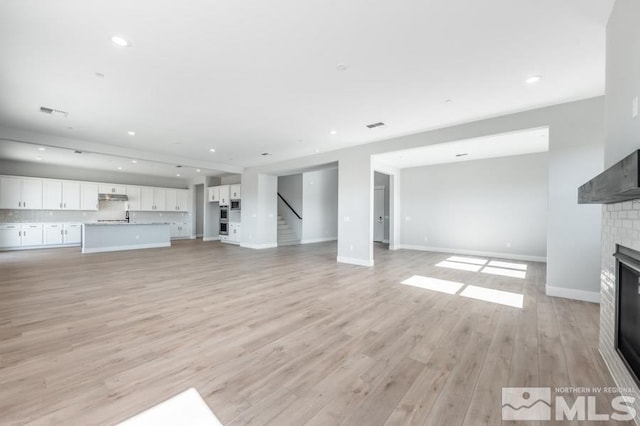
[126,186,141,211]
[0,176,43,209]
[42,223,81,246]
[0,224,22,248]
[43,180,63,209]
[230,184,241,200]
[219,185,230,206]
[99,184,127,194]
[136,187,167,211]
[170,222,190,239]
[229,222,241,244]
[63,223,82,244]
[20,224,43,247]
[139,187,155,211]
[44,223,64,245]
[166,190,177,211]
[154,188,166,211]
[208,186,219,203]
[176,190,189,211]
[42,180,81,210]
[80,183,99,211]
[62,181,81,210]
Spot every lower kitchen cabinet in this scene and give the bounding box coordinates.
[0,224,43,249]
[44,223,82,246]
[170,222,191,239]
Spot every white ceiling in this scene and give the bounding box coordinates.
[0,0,614,172]
[0,140,222,180]
[372,127,549,169]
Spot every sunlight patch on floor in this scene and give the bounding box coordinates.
[459,285,524,308]
[401,275,465,294]
[436,260,482,272]
[481,266,527,279]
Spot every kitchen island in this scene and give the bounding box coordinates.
[82,223,171,254]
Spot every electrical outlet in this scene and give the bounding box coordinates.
[506,242,512,248]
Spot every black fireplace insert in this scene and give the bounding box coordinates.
[615,245,640,387]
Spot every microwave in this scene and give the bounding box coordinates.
[230,200,241,210]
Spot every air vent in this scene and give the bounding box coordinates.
[456,153,468,157]
[366,122,385,129]
[39,106,68,117]
[176,165,182,168]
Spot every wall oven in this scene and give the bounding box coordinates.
[220,207,229,220]
[219,221,229,235]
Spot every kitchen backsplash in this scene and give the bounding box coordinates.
[0,201,192,224]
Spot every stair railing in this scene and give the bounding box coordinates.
[277,193,302,220]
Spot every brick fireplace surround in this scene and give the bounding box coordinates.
[600,200,640,422]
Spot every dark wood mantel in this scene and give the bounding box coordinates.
[578,150,640,204]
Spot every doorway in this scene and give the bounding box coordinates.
[195,184,204,238]
[373,171,390,244]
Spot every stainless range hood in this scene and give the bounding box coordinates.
[98,193,128,201]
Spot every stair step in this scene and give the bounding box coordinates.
[278,239,300,246]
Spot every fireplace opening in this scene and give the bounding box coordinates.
[615,245,640,387]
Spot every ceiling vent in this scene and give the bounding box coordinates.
[39,106,68,117]
[366,122,385,129]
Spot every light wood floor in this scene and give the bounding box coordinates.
[0,240,627,425]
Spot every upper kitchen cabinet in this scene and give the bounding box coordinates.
[126,186,141,211]
[98,184,127,194]
[0,176,43,209]
[208,186,219,203]
[219,185,230,206]
[136,186,167,211]
[230,184,241,200]
[80,183,99,210]
[42,180,82,210]
[176,189,189,211]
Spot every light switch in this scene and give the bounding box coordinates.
[633,96,639,118]
[344,216,350,222]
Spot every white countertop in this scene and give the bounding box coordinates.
[83,222,171,226]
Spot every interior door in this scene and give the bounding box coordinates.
[374,188,384,242]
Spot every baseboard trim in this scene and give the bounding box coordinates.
[300,237,337,244]
[337,256,374,267]
[0,243,81,251]
[82,242,171,254]
[398,244,547,263]
[202,236,219,242]
[240,243,278,250]
[546,285,600,303]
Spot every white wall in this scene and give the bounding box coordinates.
[277,174,303,240]
[400,152,548,261]
[301,168,338,243]
[605,0,640,167]
[240,171,277,249]
[243,97,604,298]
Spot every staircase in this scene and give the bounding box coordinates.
[277,215,299,246]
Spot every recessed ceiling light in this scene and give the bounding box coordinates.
[131,160,137,164]
[176,173,181,177]
[127,131,135,136]
[525,75,542,84]
[209,148,216,153]
[38,147,46,151]
[196,169,201,172]
[35,157,42,161]
[111,36,131,47]
[117,166,123,170]
[315,148,320,153]
[330,130,337,135]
